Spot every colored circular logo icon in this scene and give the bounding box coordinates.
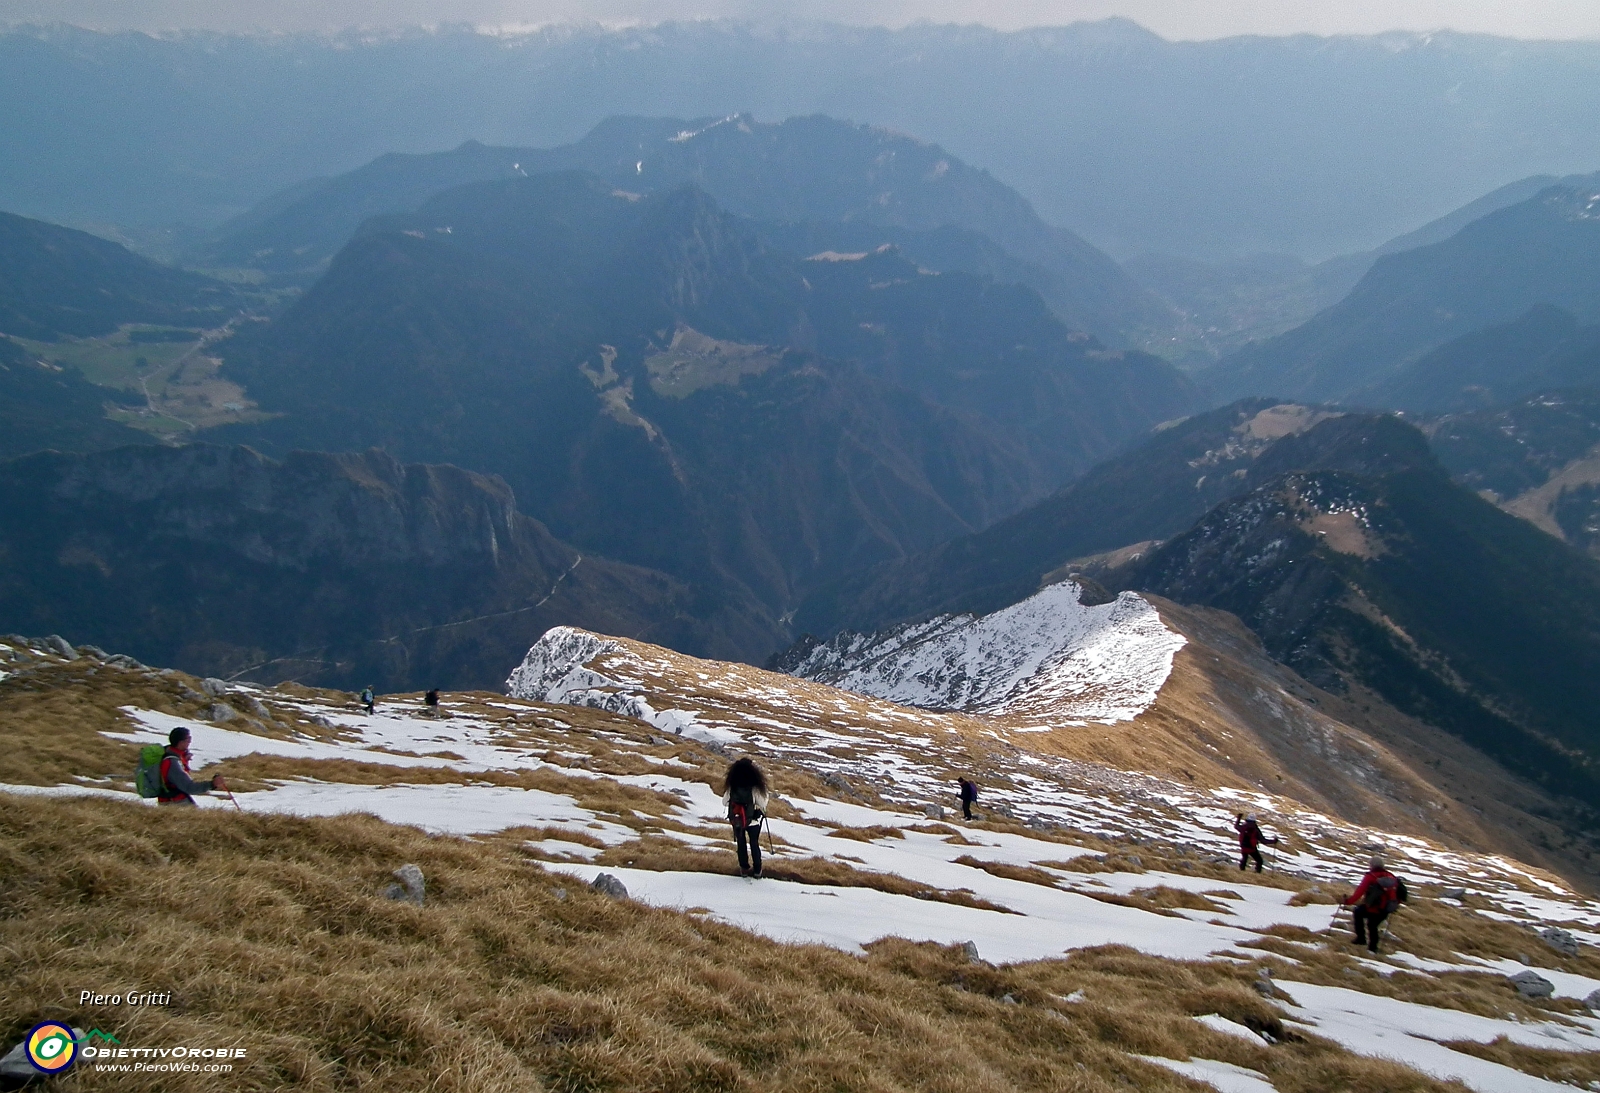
[27,1022,78,1074]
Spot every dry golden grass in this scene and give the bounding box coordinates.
[1442,1037,1600,1084]
[825,825,905,843]
[2,794,1480,1093]
[953,856,1064,890]
[1129,886,1232,914]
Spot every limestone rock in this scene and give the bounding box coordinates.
[1540,927,1580,957]
[383,863,426,905]
[205,703,237,722]
[45,634,76,659]
[591,873,629,900]
[960,940,981,962]
[202,677,228,696]
[1439,887,1466,900]
[1509,970,1554,998]
[1584,988,1600,1010]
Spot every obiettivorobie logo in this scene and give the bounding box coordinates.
[26,1023,118,1074]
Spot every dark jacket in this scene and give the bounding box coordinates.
[158,745,217,805]
[1235,816,1266,851]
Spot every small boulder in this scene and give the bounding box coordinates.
[383,864,426,905]
[1584,987,1600,1010]
[1509,970,1554,998]
[202,677,228,697]
[960,940,981,962]
[923,804,945,820]
[1125,854,1143,869]
[1439,887,1466,900]
[205,703,238,723]
[591,873,629,900]
[44,634,77,659]
[1540,927,1580,957]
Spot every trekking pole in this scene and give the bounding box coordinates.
[226,788,244,812]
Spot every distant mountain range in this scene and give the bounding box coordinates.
[1204,180,1600,403]
[198,114,1174,346]
[205,172,1196,656]
[0,210,238,341]
[8,21,1600,264]
[0,443,720,690]
[1123,170,1600,363]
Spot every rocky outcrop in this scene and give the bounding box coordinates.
[28,444,518,570]
[0,443,737,691]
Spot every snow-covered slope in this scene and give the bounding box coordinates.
[10,634,1600,1093]
[779,581,1186,723]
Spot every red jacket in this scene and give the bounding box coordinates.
[1345,868,1405,911]
[157,745,216,805]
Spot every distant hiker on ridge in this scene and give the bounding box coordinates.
[723,757,769,877]
[957,777,978,821]
[1342,855,1408,954]
[155,727,226,806]
[1234,813,1279,872]
[424,688,440,714]
[360,685,375,716]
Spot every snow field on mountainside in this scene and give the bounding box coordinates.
[10,654,1600,1093]
[755,582,1188,722]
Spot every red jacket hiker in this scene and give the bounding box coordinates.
[1233,813,1278,872]
[1343,857,1408,953]
[157,727,225,806]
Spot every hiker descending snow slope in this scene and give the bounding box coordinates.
[778,581,1186,722]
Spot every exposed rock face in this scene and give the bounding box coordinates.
[35,444,519,570]
[0,443,722,691]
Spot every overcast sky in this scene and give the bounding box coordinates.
[3,0,1598,39]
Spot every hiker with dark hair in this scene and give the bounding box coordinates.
[957,777,978,821]
[1234,813,1279,872]
[360,686,375,716]
[1343,856,1408,953]
[423,688,440,713]
[156,727,225,806]
[722,757,769,877]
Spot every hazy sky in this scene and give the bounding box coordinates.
[4,0,1599,39]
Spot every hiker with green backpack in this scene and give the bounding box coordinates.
[135,727,227,806]
[722,757,769,877]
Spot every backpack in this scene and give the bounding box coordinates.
[1365,873,1402,913]
[134,745,167,798]
[960,780,977,801]
[729,784,756,828]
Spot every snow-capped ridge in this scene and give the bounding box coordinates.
[785,581,1186,723]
